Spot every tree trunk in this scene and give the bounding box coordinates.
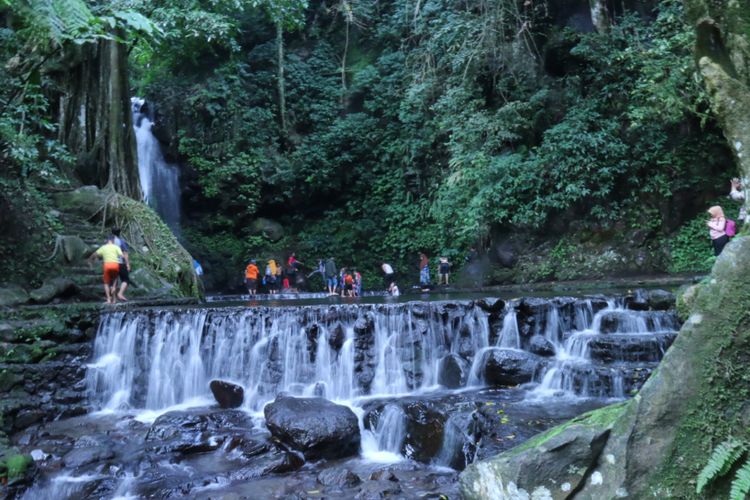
[589,0,610,33]
[341,19,349,107]
[276,22,288,137]
[56,30,141,200]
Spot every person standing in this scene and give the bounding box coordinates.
[419,253,430,289]
[730,177,748,224]
[111,227,131,302]
[381,262,395,289]
[353,269,362,297]
[325,257,338,295]
[245,259,259,296]
[88,234,123,304]
[707,206,729,256]
[266,259,278,294]
[438,257,451,285]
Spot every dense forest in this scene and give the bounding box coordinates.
[0,0,743,292]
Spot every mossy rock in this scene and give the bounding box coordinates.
[51,186,110,219]
[459,401,629,500]
[0,285,28,307]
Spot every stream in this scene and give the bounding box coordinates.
[13,290,680,499]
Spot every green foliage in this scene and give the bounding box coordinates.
[668,215,715,273]
[696,437,750,499]
[730,460,750,500]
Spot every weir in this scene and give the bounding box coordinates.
[86,296,679,461]
[13,293,681,499]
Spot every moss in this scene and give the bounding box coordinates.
[107,194,201,298]
[506,400,629,457]
[1,453,32,481]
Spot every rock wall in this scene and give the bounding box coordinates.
[0,305,98,491]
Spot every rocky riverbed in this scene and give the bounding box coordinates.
[1,289,681,498]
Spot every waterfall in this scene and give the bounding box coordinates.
[86,297,679,438]
[531,301,680,399]
[131,97,181,231]
[87,302,495,413]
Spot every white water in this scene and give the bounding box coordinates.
[86,298,678,460]
[131,97,181,232]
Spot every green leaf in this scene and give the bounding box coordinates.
[730,459,750,500]
[696,438,747,494]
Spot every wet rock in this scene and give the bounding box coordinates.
[588,333,677,363]
[317,467,362,487]
[460,403,623,500]
[264,395,360,460]
[481,348,541,387]
[62,444,115,469]
[369,468,400,481]
[476,298,505,313]
[528,335,556,357]
[328,322,345,351]
[209,379,244,408]
[646,289,676,311]
[402,401,447,462]
[146,408,254,455]
[354,315,376,392]
[29,278,78,304]
[228,445,304,479]
[624,289,649,311]
[438,354,469,388]
[0,285,29,307]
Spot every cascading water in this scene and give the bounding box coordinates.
[86,296,679,462]
[531,300,680,398]
[131,97,181,232]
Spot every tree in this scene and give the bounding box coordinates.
[4,0,158,199]
[250,0,307,140]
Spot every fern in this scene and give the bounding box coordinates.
[730,460,750,500]
[696,438,747,494]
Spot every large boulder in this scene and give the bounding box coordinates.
[52,186,108,217]
[438,354,469,388]
[29,278,78,304]
[459,402,626,500]
[146,408,254,455]
[0,285,29,307]
[646,289,676,311]
[263,396,360,460]
[528,335,556,357]
[209,380,244,408]
[60,236,89,263]
[481,348,542,386]
[249,217,284,242]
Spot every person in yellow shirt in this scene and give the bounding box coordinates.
[88,234,124,304]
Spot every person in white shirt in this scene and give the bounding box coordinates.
[381,262,395,289]
[730,177,748,223]
[388,282,400,297]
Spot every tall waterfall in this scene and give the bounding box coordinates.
[131,97,181,231]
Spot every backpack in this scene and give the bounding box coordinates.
[726,219,737,238]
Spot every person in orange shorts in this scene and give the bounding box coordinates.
[88,234,124,304]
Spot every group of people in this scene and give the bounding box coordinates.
[241,252,457,297]
[706,177,748,256]
[88,228,131,304]
[244,253,304,296]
